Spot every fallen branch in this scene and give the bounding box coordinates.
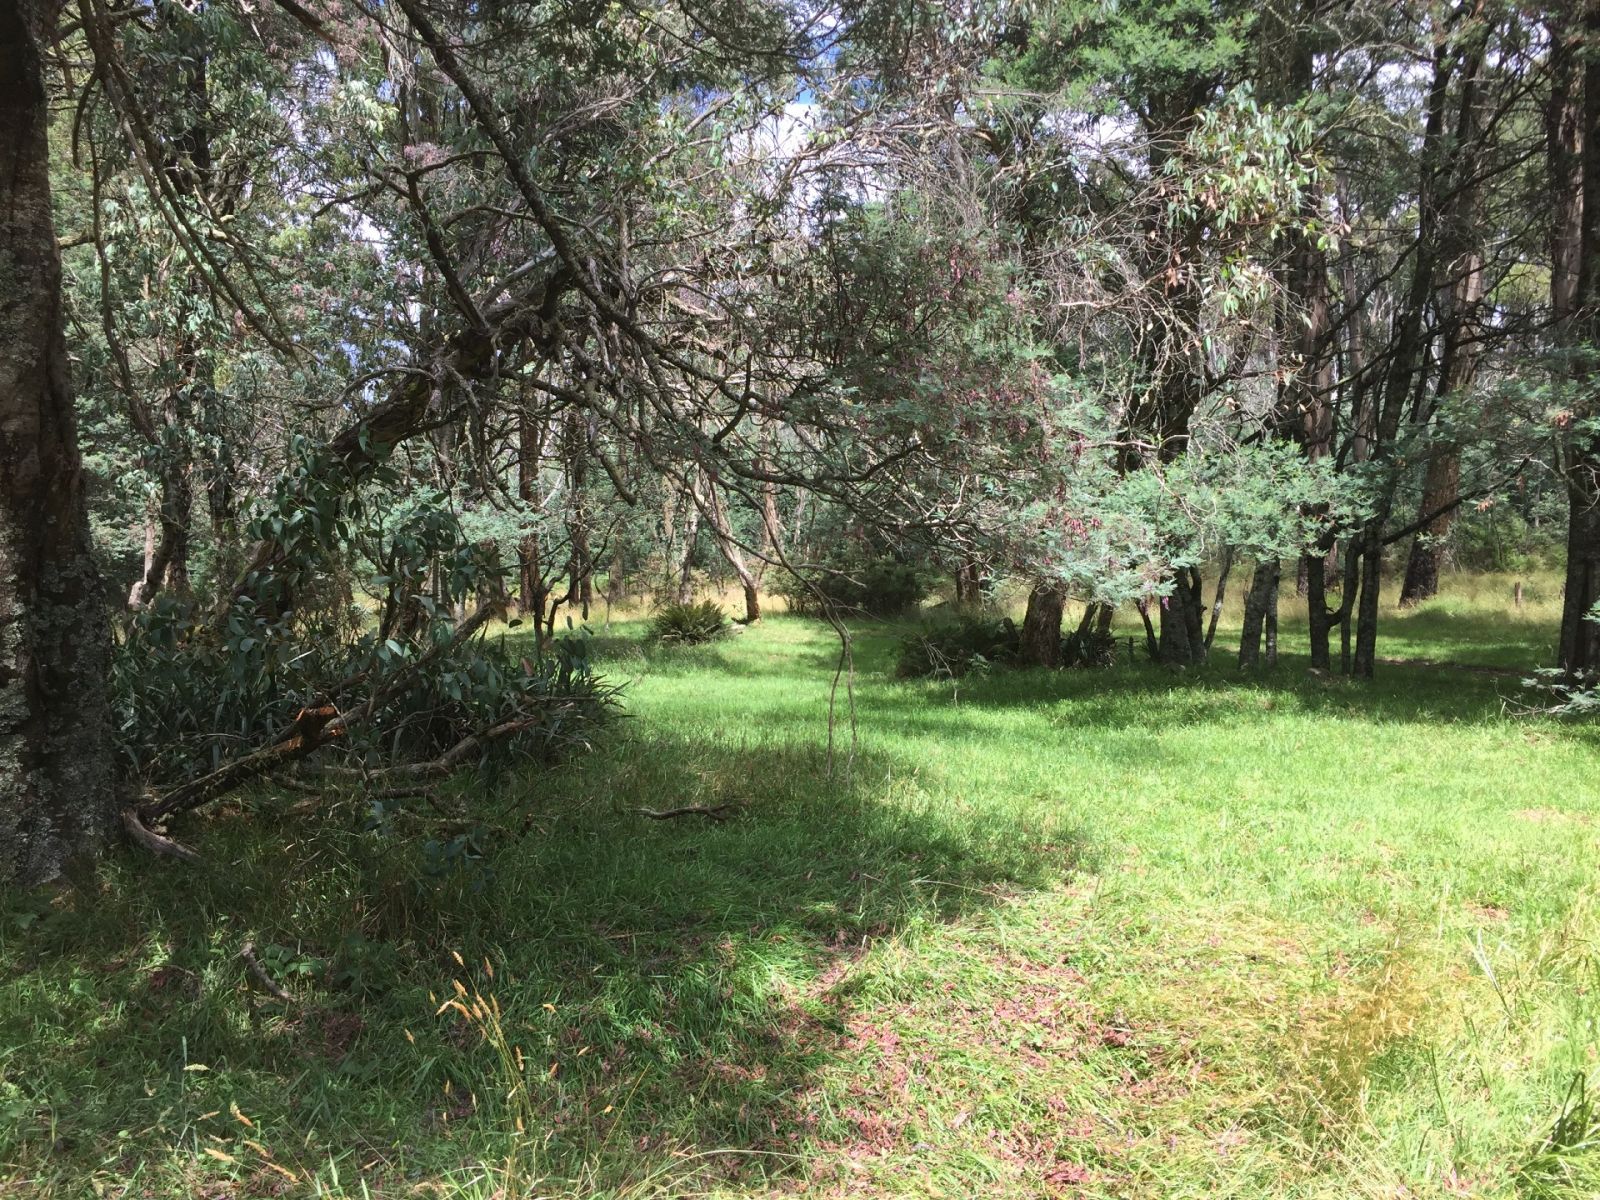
[120,807,205,864]
[137,605,494,826]
[318,705,580,784]
[633,803,738,821]
[240,941,293,1003]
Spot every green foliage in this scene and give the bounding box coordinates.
[780,553,932,618]
[1518,1073,1600,1198]
[650,600,731,646]
[897,613,1119,679]
[1452,501,1566,575]
[1061,624,1117,669]
[114,457,620,792]
[114,599,619,790]
[10,594,1600,1198]
[896,616,1020,678]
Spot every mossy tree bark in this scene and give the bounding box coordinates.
[0,0,118,886]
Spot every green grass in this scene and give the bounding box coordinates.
[3,575,1598,1198]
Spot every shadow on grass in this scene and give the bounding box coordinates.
[0,734,1079,1196]
[819,611,1577,733]
[868,657,1582,738]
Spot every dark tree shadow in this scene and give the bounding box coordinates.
[0,731,1081,1195]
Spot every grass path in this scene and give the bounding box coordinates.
[3,587,1599,1198]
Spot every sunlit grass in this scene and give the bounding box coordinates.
[2,572,1597,1197]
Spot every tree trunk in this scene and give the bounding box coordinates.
[1265,572,1279,668]
[1559,471,1600,674]
[0,1,118,886]
[1204,548,1234,649]
[1399,450,1459,606]
[701,474,760,623]
[1019,582,1065,668]
[1305,548,1333,671]
[954,559,984,606]
[1401,46,1489,609]
[1352,530,1384,679]
[675,478,701,605]
[1135,599,1158,661]
[1557,0,1600,676]
[1158,567,1206,667]
[1239,559,1280,669]
[128,436,193,608]
[1339,541,1359,676]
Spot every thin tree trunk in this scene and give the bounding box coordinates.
[675,476,701,605]
[1264,569,1279,668]
[1352,529,1384,679]
[0,1,118,885]
[1339,539,1360,675]
[701,474,760,623]
[1402,40,1489,608]
[1135,598,1158,661]
[1305,548,1333,671]
[1239,559,1280,669]
[1204,547,1234,650]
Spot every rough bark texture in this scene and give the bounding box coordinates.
[1398,451,1460,606]
[1558,0,1600,676]
[0,0,118,886]
[1158,567,1206,667]
[675,478,701,605]
[1019,583,1065,668]
[954,560,983,607]
[1239,559,1281,670]
[1560,479,1600,673]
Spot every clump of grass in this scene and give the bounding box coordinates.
[433,953,546,1195]
[1518,1074,1600,1198]
[651,600,730,646]
[1293,934,1430,1129]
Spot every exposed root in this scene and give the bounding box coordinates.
[633,803,739,821]
[240,940,294,1003]
[120,807,204,865]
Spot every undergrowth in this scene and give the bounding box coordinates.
[4,577,1599,1198]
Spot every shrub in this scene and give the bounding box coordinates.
[113,597,620,789]
[1062,626,1117,669]
[651,600,730,646]
[896,616,1119,679]
[779,555,932,618]
[897,617,1020,679]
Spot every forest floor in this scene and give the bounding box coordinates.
[4,572,1600,1199]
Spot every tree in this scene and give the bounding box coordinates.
[0,0,117,887]
[1557,0,1600,676]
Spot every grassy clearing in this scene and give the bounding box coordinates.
[3,575,1598,1198]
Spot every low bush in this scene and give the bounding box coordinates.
[779,555,932,617]
[114,597,620,789]
[897,616,1119,679]
[651,600,730,645]
[897,617,1020,678]
[1063,626,1117,669]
